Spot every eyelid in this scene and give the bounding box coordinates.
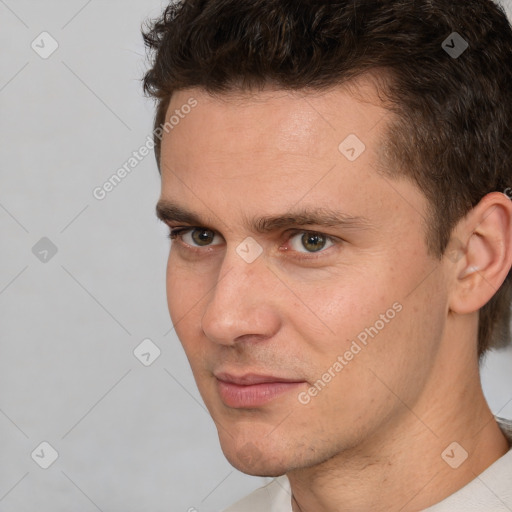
[168,226,224,247]
[168,226,341,258]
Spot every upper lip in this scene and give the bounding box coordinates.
[215,372,305,385]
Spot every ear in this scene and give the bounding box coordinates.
[447,191,512,315]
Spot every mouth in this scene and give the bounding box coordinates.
[214,372,307,408]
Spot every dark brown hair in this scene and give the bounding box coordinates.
[142,0,512,357]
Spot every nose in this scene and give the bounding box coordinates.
[200,247,281,346]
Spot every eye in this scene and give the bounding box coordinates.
[169,227,223,247]
[168,226,339,258]
[287,231,335,253]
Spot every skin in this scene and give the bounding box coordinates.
[157,79,512,512]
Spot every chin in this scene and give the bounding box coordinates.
[218,436,297,476]
[225,452,292,477]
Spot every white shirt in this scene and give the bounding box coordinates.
[223,417,512,511]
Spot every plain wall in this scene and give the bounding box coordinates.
[1,1,511,510]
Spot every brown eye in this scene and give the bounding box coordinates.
[191,228,216,246]
[301,232,327,252]
[286,230,336,255]
[169,227,223,248]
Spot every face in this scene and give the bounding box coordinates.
[157,82,450,476]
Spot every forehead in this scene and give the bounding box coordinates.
[164,80,388,161]
[157,82,426,236]
[160,80,391,188]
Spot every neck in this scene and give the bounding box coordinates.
[288,324,510,512]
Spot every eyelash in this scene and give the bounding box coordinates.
[166,227,340,261]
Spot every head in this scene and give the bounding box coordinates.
[143,0,512,475]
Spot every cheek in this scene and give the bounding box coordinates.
[286,267,390,360]
[165,261,205,371]
[165,254,182,319]
[310,269,447,419]
[165,253,207,334]
[290,259,433,384]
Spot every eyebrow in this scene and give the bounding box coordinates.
[155,199,374,234]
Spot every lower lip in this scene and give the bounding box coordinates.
[216,379,305,408]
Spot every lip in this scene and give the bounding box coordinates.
[215,372,306,408]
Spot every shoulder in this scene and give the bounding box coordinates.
[222,475,292,512]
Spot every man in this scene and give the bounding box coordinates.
[143,0,512,510]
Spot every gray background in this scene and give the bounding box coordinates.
[0,1,511,511]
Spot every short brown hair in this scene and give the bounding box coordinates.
[142,0,512,357]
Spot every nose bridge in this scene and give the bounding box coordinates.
[216,252,259,303]
[201,246,278,344]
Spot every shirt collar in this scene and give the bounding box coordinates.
[422,416,512,511]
